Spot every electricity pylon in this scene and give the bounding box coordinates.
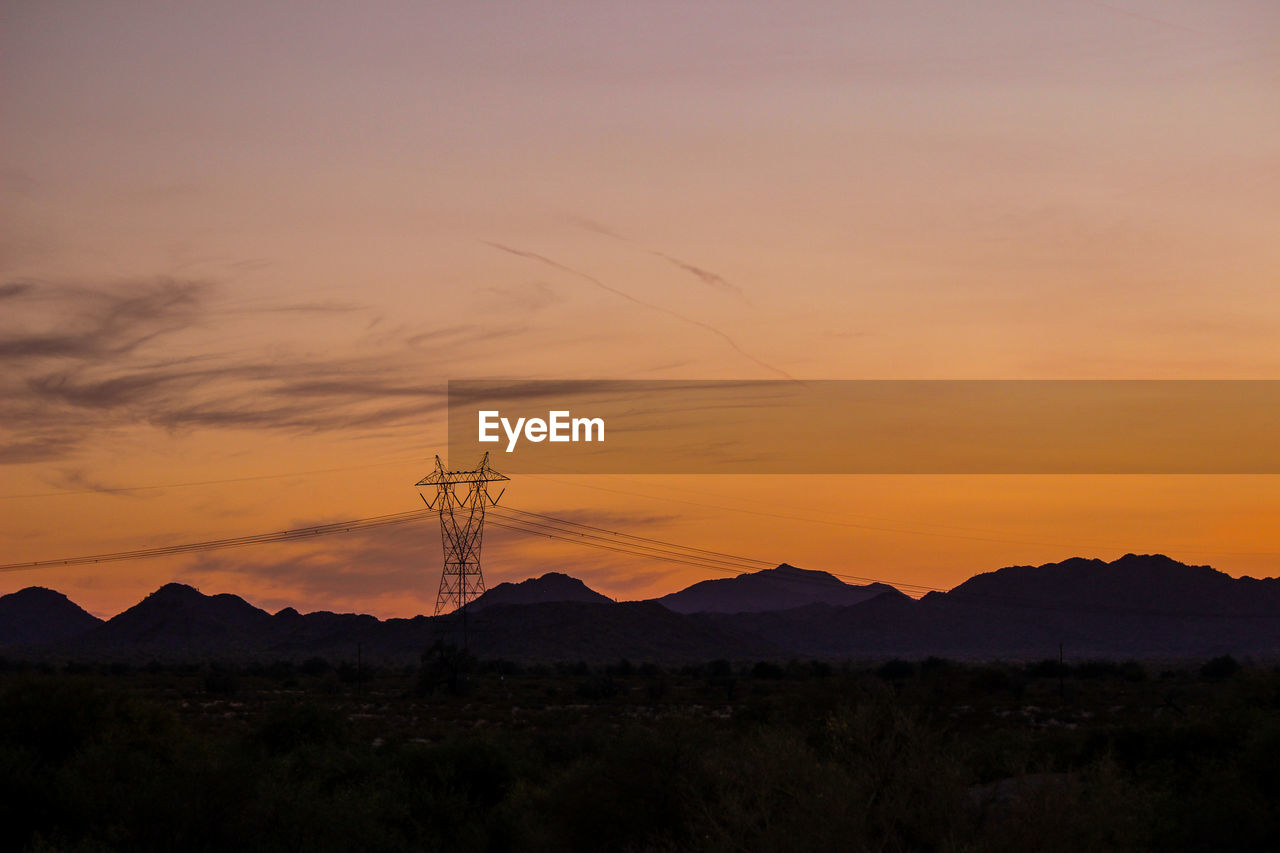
[416,453,508,615]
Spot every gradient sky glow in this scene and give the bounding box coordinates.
[2,1,1279,617]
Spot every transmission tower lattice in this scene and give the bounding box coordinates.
[416,453,509,615]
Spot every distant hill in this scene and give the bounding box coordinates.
[946,553,1280,616]
[469,572,612,610]
[912,554,1280,659]
[0,587,101,646]
[654,563,902,614]
[83,583,275,658]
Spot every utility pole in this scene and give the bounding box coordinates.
[416,453,508,616]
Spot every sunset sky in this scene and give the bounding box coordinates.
[2,1,1278,618]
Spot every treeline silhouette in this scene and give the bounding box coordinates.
[2,653,1278,851]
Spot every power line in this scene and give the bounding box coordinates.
[488,509,779,573]
[485,517,786,579]
[487,507,940,595]
[494,505,776,567]
[523,473,1280,559]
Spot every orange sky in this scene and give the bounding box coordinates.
[2,1,1278,618]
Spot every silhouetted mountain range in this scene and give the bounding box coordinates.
[3,554,1279,662]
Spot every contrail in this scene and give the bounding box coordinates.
[567,216,750,302]
[649,251,748,302]
[484,241,794,380]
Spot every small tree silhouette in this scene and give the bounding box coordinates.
[418,640,476,696]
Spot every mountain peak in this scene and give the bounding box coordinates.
[0,586,103,646]
[655,563,898,614]
[1112,552,1207,571]
[148,582,205,601]
[4,586,77,605]
[469,572,612,611]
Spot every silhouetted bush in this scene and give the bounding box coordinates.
[1201,655,1241,679]
[921,655,954,673]
[1119,660,1148,682]
[805,659,834,678]
[1078,659,1124,679]
[576,674,618,700]
[336,661,370,684]
[479,658,522,676]
[606,658,633,677]
[1026,658,1070,678]
[638,662,663,679]
[300,657,331,676]
[203,666,239,696]
[555,660,589,677]
[751,661,785,679]
[971,665,1019,695]
[251,701,351,756]
[877,659,916,680]
[418,641,476,696]
[705,658,733,678]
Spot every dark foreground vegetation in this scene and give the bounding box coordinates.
[2,652,1278,852]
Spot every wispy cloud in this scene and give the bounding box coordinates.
[567,215,749,302]
[648,251,747,302]
[0,278,529,463]
[0,277,207,362]
[46,467,152,500]
[484,242,793,379]
[0,282,36,300]
[566,215,629,241]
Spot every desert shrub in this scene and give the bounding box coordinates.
[250,701,351,756]
[203,666,239,696]
[705,659,733,678]
[751,661,785,679]
[1025,659,1069,678]
[1077,660,1123,679]
[536,724,708,851]
[606,658,633,677]
[971,665,1021,695]
[877,659,916,680]
[300,657,331,676]
[1201,655,1241,680]
[921,655,954,673]
[418,641,476,696]
[576,673,617,700]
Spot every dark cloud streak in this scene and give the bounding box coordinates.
[0,277,523,463]
[648,251,747,302]
[0,282,36,300]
